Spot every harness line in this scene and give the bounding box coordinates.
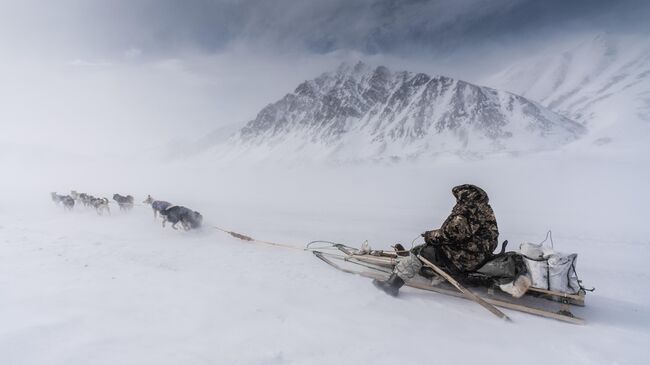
[210,225,305,251]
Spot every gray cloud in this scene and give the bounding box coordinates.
[3,0,648,59]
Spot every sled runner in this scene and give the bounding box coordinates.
[309,243,587,325]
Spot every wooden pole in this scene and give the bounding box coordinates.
[418,255,511,322]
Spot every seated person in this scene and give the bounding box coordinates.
[373,184,530,297]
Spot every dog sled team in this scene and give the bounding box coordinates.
[50,191,203,231]
[51,184,588,322]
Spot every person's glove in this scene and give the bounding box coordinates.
[422,231,433,245]
[422,230,441,245]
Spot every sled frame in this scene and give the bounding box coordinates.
[313,251,585,325]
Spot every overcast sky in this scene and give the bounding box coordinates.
[2,0,648,59]
[1,0,648,159]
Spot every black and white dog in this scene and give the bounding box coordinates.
[51,192,75,211]
[61,196,75,211]
[159,205,203,230]
[113,194,134,211]
[79,193,93,207]
[90,197,111,215]
[143,195,172,220]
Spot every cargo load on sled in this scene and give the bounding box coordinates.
[308,237,591,325]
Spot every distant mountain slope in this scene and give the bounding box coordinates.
[483,33,650,147]
[218,62,584,162]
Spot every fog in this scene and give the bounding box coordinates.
[1,2,649,363]
[1,0,648,243]
[2,0,648,166]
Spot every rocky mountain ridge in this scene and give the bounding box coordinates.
[220,62,585,162]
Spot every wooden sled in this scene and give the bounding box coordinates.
[312,247,587,325]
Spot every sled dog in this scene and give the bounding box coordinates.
[159,205,203,230]
[90,197,111,215]
[113,194,135,211]
[143,195,172,220]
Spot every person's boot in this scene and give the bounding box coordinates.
[373,273,405,297]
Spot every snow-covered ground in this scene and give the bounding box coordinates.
[1,149,648,364]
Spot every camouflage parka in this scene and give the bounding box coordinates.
[423,184,499,272]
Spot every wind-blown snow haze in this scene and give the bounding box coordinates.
[1,1,649,364]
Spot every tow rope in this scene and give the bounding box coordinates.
[210,225,305,251]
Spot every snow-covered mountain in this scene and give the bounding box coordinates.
[218,62,584,162]
[483,33,650,148]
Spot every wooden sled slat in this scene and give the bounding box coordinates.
[527,287,586,306]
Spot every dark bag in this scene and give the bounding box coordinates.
[475,252,528,285]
